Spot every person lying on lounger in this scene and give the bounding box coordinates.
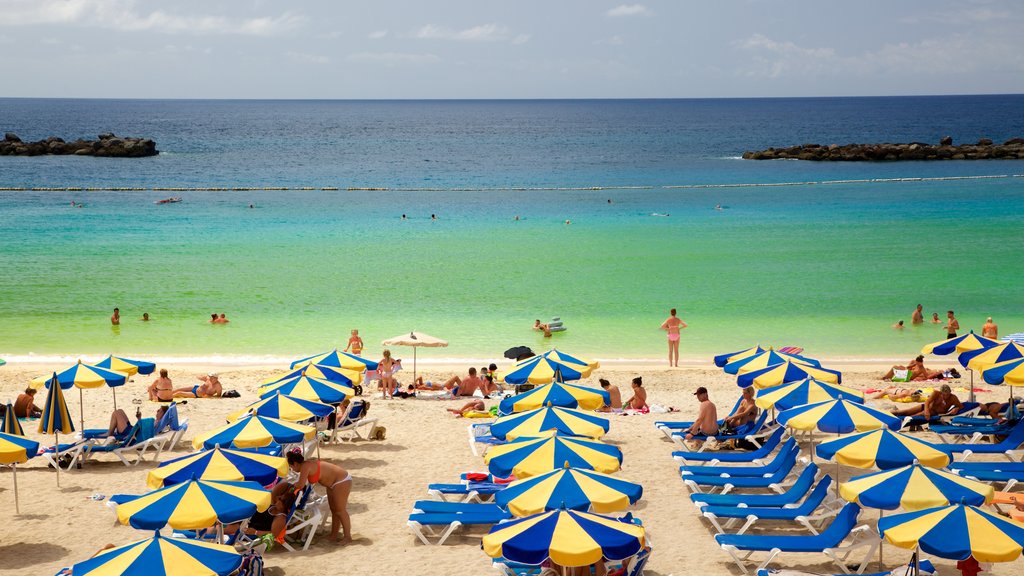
[447,399,486,416]
[891,384,962,419]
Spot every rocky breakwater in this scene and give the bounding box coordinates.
[743,137,1024,161]
[0,132,158,157]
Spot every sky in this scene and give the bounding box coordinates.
[1,0,1023,99]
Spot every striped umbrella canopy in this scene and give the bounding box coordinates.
[737,360,842,389]
[777,398,902,434]
[921,331,999,356]
[71,532,242,576]
[713,345,766,368]
[148,447,288,489]
[115,479,271,530]
[498,382,611,415]
[38,372,74,486]
[878,503,1024,562]
[1,402,24,436]
[482,509,646,567]
[959,341,1024,371]
[227,393,334,422]
[723,348,820,375]
[94,355,156,376]
[816,429,951,469]
[841,463,994,511]
[0,431,38,513]
[491,406,609,441]
[261,363,362,387]
[485,433,623,479]
[257,374,354,404]
[192,414,315,450]
[494,466,643,517]
[755,378,864,411]
[982,357,1024,386]
[498,350,599,385]
[1003,333,1024,345]
[290,349,378,371]
[32,361,128,390]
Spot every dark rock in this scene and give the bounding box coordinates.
[743,137,1024,162]
[940,136,953,146]
[1005,138,1024,145]
[98,132,115,140]
[0,133,158,157]
[4,132,20,142]
[978,138,993,146]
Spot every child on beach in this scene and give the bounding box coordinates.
[345,329,364,355]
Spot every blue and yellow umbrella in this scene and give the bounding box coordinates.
[94,355,156,376]
[290,349,378,372]
[959,341,1024,371]
[841,463,994,511]
[498,382,610,415]
[737,360,842,389]
[755,378,864,411]
[258,374,354,404]
[878,503,1024,562]
[777,398,901,434]
[0,431,39,513]
[192,414,315,450]
[713,345,766,368]
[148,446,288,489]
[491,406,609,441]
[39,372,75,486]
[483,509,646,567]
[485,433,623,479]
[494,467,643,517]
[922,331,999,356]
[723,348,820,375]
[227,393,334,422]
[982,357,1024,386]
[33,361,130,428]
[261,363,362,387]
[1,401,24,436]
[499,350,599,385]
[816,429,950,469]
[71,532,242,576]
[115,479,271,530]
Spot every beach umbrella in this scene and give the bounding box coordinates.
[0,431,39,513]
[981,357,1024,386]
[94,355,156,376]
[816,429,950,470]
[258,374,354,404]
[290,349,378,371]
[723,348,820,375]
[38,372,75,487]
[841,463,994,511]
[1,402,24,436]
[192,414,315,450]
[482,509,646,568]
[484,433,622,478]
[922,331,1000,402]
[499,350,599,385]
[261,363,362,387]
[227,392,334,422]
[755,378,863,411]
[381,330,449,383]
[777,399,902,434]
[959,341,1024,371]
[1003,333,1024,345]
[70,532,242,576]
[114,478,271,530]
[32,361,129,429]
[494,466,643,517]
[147,446,288,489]
[713,345,765,368]
[878,502,1024,563]
[498,382,611,416]
[737,360,842,389]
[490,406,609,441]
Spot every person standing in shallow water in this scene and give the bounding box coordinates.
[111,307,120,325]
[660,308,687,367]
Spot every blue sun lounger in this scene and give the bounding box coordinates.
[700,475,839,535]
[949,460,1024,491]
[683,447,802,494]
[715,503,879,574]
[670,411,773,451]
[673,428,786,466]
[680,437,797,476]
[691,464,820,508]
[407,501,511,545]
[933,420,1024,461]
[755,558,935,576]
[656,397,744,438]
[426,481,506,503]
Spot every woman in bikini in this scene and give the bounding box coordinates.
[377,349,397,399]
[287,452,353,544]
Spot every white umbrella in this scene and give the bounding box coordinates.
[380,331,449,383]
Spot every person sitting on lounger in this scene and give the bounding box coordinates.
[173,373,223,398]
[597,378,623,412]
[892,384,962,419]
[287,452,353,544]
[623,377,648,411]
[685,387,718,441]
[724,386,758,429]
[105,408,133,440]
[14,387,42,418]
[147,369,174,402]
[447,399,486,416]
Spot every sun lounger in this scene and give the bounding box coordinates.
[468,422,504,457]
[330,400,378,442]
[700,475,838,535]
[934,420,1024,462]
[691,464,820,509]
[949,461,1024,491]
[903,401,980,428]
[426,482,506,503]
[682,447,802,494]
[930,421,1011,443]
[754,558,935,576]
[280,485,327,551]
[715,503,878,574]
[670,412,773,452]
[38,440,92,471]
[407,501,512,545]
[494,547,651,576]
[674,428,787,466]
[680,437,797,476]
[656,397,744,438]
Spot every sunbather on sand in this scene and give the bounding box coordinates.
[623,377,648,410]
[597,379,622,412]
[173,374,222,398]
[147,369,174,401]
[439,367,486,397]
[287,452,353,544]
[447,399,486,416]
[723,386,758,428]
[892,384,962,419]
[414,376,445,390]
[882,356,926,381]
[14,387,42,418]
[866,387,922,401]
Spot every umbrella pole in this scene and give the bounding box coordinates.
[413,348,418,385]
[13,463,19,514]
[878,509,884,568]
[54,433,60,488]
[969,369,975,404]
[112,387,117,412]
[79,388,85,432]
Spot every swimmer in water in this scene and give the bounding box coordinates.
[431,214,437,221]
[715,204,722,210]
[402,214,407,220]
[565,219,571,225]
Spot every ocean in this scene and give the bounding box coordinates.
[1,96,1023,362]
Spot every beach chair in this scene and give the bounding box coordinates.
[426,481,506,503]
[930,420,1011,443]
[468,422,504,457]
[656,396,744,439]
[691,464,821,509]
[76,419,159,467]
[330,400,378,441]
[682,445,802,494]
[406,501,512,545]
[38,440,92,471]
[280,485,328,551]
[715,503,878,575]
[934,420,1024,462]
[673,428,786,466]
[670,411,773,452]
[904,401,980,429]
[949,461,1024,491]
[700,475,839,535]
[754,558,936,576]
[680,437,797,477]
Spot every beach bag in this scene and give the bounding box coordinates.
[236,548,264,576]
[891,369,912,383]
[222,390,241,398]
[370,425,386,441]
[353,384,363,396]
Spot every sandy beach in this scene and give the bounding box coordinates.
[1,357,1022,576]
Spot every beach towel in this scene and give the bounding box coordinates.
[461,411,492,419]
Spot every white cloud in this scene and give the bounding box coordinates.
[512,33,530,45]
[287,51,329,65]
[0,0,304,36]
[734,33,837,78]
[415,23,511,42]
[606,4,650,17]
[346,51,440,66]
[368,29,387,39]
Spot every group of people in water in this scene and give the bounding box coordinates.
[893,306,999,341]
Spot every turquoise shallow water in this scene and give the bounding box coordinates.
[1,97,1024,360]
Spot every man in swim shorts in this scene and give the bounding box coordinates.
[892,384,962,419]
[946,310,959,339]
[911,304,924,325]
